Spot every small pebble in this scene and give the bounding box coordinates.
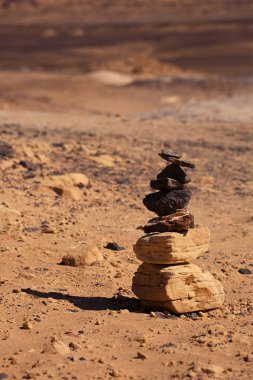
[22,321,33,330]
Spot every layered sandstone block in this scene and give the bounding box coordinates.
[133,226,210,264]
[132,263,224,314]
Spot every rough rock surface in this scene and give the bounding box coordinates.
[150,177,184,191]
[133,226,210,264]
[132,263,224,313]
[60,246,103,266]
[157,163,191,183]
[143,188,191,216]
[143,210,194,234]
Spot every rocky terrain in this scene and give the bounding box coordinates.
[0,1,253,379]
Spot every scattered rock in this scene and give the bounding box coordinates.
[69,342,81,350]
[150,177,184,191]
[41,173,90,200]
[238,268,252,275]
[143,188,191,216]
[19,160,39,171]
[0,141,14,160]
[244,354,253,362]
[136,351,148,359]
[51,337,70,355]
[143,210,194,233]
[60,246,103,266]
[22,321,33,330]
[157,163,191,183]
[134,226,210,264]
[104,242,125,251]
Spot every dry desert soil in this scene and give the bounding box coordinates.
[0,1,253,379]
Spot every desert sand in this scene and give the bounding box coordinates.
[0,1,253,379]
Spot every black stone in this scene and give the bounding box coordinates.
[150,177,184,191]
[104,242,125,251]
[238,268,252,275]
[143,189,192,216]
[157,163,191,183]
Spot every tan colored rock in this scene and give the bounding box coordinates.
[51,337,70,355]
[42,173,90,200]
[132,263,224,314]
[133,226,210,264]
[61,246,103,266]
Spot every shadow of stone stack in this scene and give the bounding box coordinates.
[132,150,224,314]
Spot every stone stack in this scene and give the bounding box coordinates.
[132,150,224,314]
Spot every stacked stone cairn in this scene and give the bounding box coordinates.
[132,150,224,314]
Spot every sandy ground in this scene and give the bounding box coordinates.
[0,2,253,380]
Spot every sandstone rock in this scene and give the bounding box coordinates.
[134,226,209,264]
[22,321,33,330]
[143,210,194,234]
[42,173,89,200]
[60,246,103,266]
[51,337,70,355]
[132,263,224,314]
[150,178,184,191]
[157,163,191,183]
[143,189,191,216]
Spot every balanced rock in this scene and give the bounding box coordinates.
[134,226,209,264]
[132,263,224,313]
[143,188,191,216]
[158,150,195,169]
[157,163,191,183]
[159,149,182,160]
[150,178,184,191]
[143,210,194,234]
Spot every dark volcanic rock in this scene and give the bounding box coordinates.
[143,189,192,216]
[0,141,14,160]
[104,242,125,251]
[157,163,191,183]
[238,268,252,275]
[143,210,194,233]
[150,177,184,191]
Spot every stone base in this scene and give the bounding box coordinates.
[132,263,224,314]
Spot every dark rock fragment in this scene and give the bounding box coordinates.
[104,242,125,251]
[19,160,39,171]
[143,210,194,233]
[0,141,13,160]
[159,149,181,160]
[150,177,184,191]
[143,189,191,216]
[238,268,252,275]
[159,154,195,169]
[157,163,191,183]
